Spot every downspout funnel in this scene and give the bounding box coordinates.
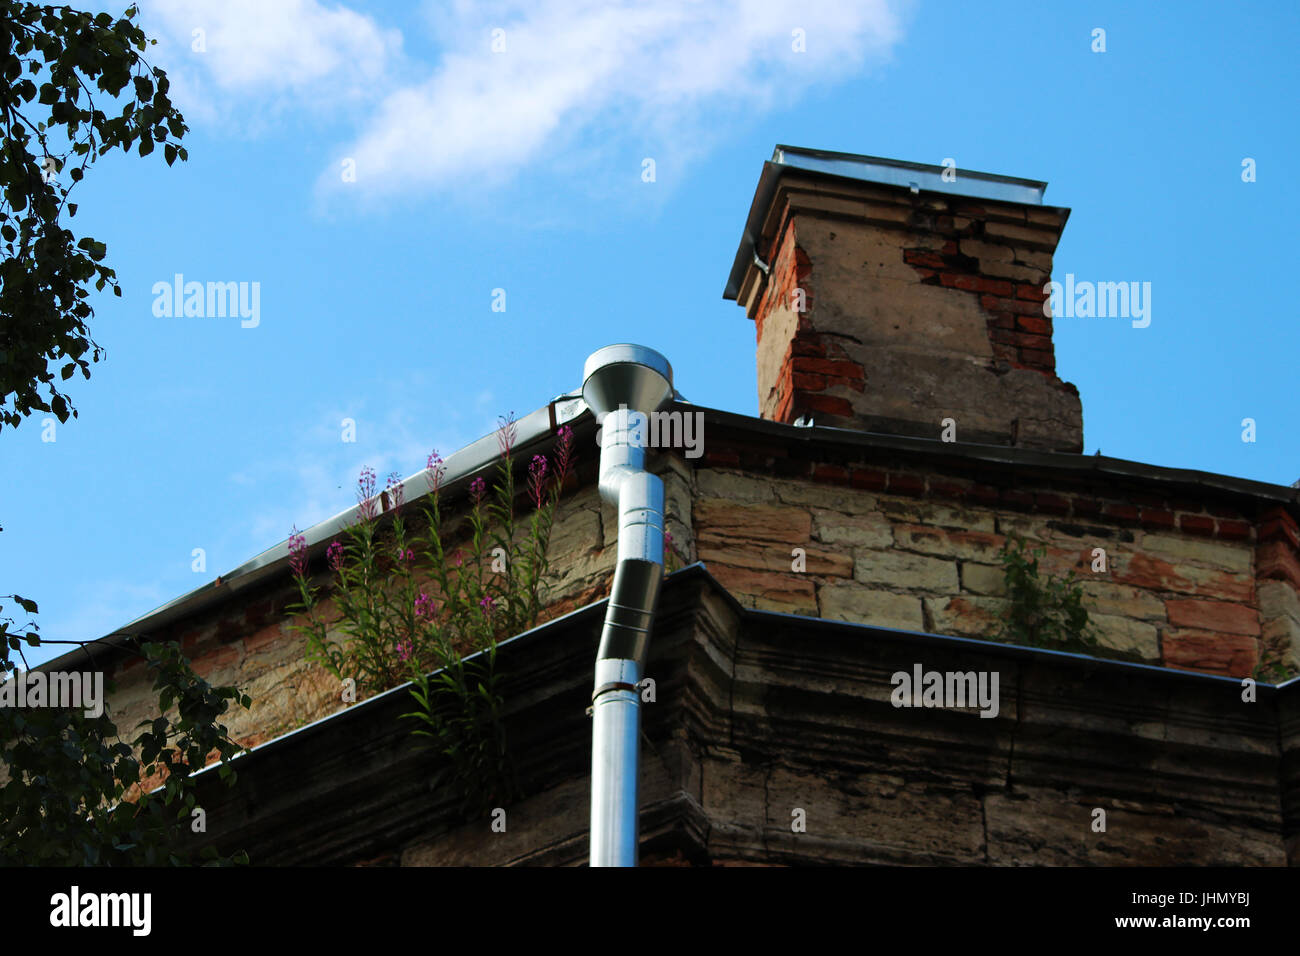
[582,344,673,867]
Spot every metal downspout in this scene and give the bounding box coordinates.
[581,344,674,867]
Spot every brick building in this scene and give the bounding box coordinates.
[49,146,1300,865]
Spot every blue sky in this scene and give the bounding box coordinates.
[6,0,1297,666]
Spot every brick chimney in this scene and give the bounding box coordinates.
[725,146,1084,452]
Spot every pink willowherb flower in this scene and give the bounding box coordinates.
[326,540,345,572]
[469,476,486,505]
[496,412,517,459]
[396,547,414,564]
[356,466,379,522]
[479,595,495,614]
[553,424,574,487]
[396,639,412,662]
[415,591,437,620]
[425,450,446,495]
[288,526,308,577]
[385,472,405,513]
[527,454,549,510]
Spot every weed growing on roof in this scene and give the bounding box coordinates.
[996,533,1102,655]
[286,416,575,816]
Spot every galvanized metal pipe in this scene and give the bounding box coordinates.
[582,345,673,868]
[589,657,642,866]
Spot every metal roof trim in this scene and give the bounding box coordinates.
[724,144,1056,301]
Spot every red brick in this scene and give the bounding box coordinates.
[811,463,851,485]
[1035,493,1071,515]
[1166,598,1260,636]
[1016,315,1052,335]
[792,357,865,379]
[1257,541,1300,589]
[970,484,1001,506]
[887,472,926,497]
[802,394,854,418]
[1101,502,1139,523]
[850,466,889,492]
[1259,508,1300,547]
[903,251,948,270]
[1113,553,1253,603]
[824,375,867,393]
[707,563,816,613]
[792,371,827,391]
[1071,496,1101,517]
[1014,332,1052,351]
[1178,514,1216,537]
[929,478,970,500]
[1139,509,1176,530]
[1016,284,1049,302]
[1216,519,1253,541]
[1163,628,1259,678]
[1019,348,1055,370]
[942,274,1013,296]
[981,295,1048,317]
[790,338,827,358]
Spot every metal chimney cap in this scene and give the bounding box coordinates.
[581,344,674,416]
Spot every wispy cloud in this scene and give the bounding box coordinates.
[138,0,402,123]
[139,0,906,196]
[330,0,905,197]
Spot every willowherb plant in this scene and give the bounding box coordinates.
[996,533,1101,654]
[285,416,576,815]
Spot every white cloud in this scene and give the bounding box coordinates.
[138,0,402,121]
[141,1,906,197]
[330,0,905,197]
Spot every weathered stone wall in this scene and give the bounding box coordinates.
[684,452,1299,681]
[93,428,1298,764]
